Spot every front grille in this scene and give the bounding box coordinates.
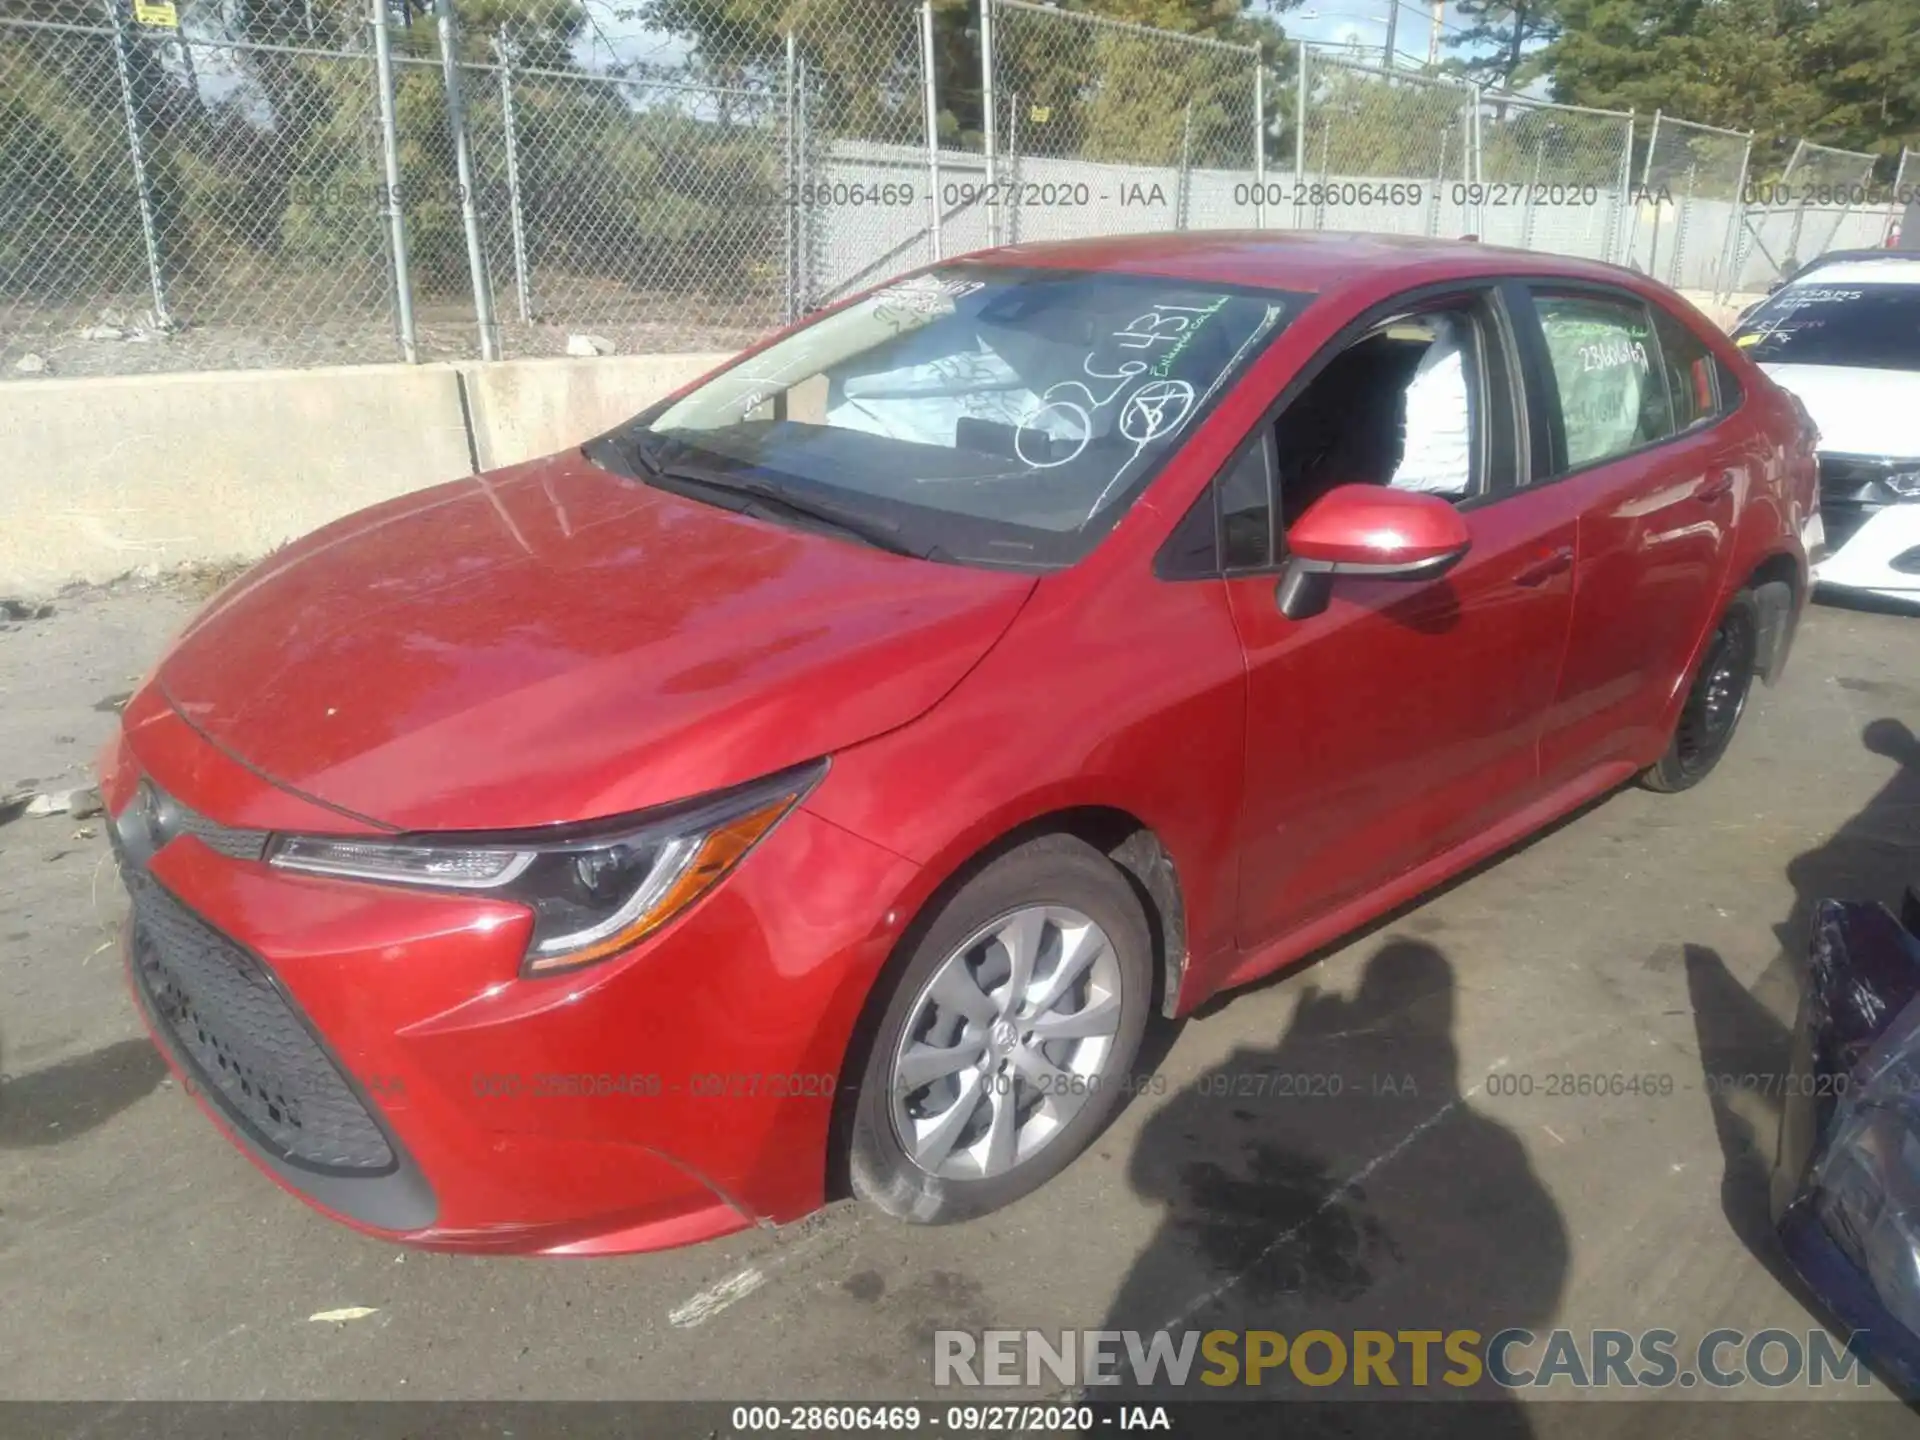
[170,804,269,861]
[122,857,395,1174]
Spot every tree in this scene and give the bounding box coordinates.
[1530,0,1824,156]
[1798,0,1920,165]
[1443,0,1560,92]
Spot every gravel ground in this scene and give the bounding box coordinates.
[2,582,1920,1440]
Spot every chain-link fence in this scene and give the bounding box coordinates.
[1,0,406,375]
[1474,92,1633,262]
[976,0,1261,248]
[4,0,1906,382]
[1727,138,1878,292]
[1293,49,1475,237]
[1620,112,1751,294]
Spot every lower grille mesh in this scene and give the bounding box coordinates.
[124,862,394,1173]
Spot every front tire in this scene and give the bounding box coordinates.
[848,834,1152,1225]
[1641,590,1760,793]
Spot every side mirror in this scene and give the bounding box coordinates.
[1275,484,1472,621]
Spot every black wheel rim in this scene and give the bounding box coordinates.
[1673,609,1756,778]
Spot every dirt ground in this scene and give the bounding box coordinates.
[3,580,1920,1438]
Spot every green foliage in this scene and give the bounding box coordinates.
[487,70,781,298]
[1442,0,1560,89]
[1451,0,1918,176]
[0,33,148,296]
[1797,0,1920,165]
[1304,62,1473,178]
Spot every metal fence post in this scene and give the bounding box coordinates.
[1176,100,1193,231]
[494,38,532,325]
[1605,109,1633,267]
[920,0,941,261]
[1293,40,1308,230]
[369,0,416,363]
[795,51,819,311]
[1006,93,1022,245]
[103,0,170,330]
[1253,57,1266,230]
[1715,132,1752,304]
[981,0,999,247]
[1468,83,1483,236]
[783,32,798,323]
[1780,138,1809,273]
[435,0,498,360]
[1640,110,1662,275]
[1519,145,1542,249]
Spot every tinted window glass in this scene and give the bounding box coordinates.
[1219,440,1274,569]
[1273,306,1490,523]
[1715,355,1744,409]
[1732,283,1920,371]
[1532,293,1671,468]
[1653,309,1719,430]
[1156,485,1219,578]
[613,265,1301,570]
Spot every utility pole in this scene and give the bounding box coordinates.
[1382,0,1398,69]
[1428,0,1443,67]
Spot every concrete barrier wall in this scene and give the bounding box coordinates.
[0,352,730,596]
[1,290,1763,597]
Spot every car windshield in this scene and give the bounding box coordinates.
[1734,281,1920,371]
[593,264,1303,569]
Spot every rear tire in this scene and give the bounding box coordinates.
[847,834,1151,1225]
[1641,590,1761,793]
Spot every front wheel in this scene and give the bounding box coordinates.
[1641,591,1760,793]
[847,834,1152,1224]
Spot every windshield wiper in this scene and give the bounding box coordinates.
[605,431,936,561]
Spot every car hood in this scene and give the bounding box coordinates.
[157,450,1036,832]
[1760,363,1920,458]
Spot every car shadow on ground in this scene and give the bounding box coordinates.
[1685,718,1920,1361]
[1096,939,1562,1437]
[0,1033,166,1150]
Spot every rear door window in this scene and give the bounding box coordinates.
[1528,292,1672,470]
[1652,308,1721,431]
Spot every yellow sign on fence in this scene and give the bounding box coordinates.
[133,0,178,27]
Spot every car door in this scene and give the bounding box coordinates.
[1209,283,1584,962]
[1509,285,1748,788]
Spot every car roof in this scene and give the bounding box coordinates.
[1779,254,1920,287]
[968,230,1654,298]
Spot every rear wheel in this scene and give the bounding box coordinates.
[847,834,1151,1224]
[1641,591,1760,792]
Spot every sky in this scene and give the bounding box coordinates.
[1285,0,1454,69]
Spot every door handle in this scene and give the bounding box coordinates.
[1696,469,1737,502]
[1513,545,1574,587]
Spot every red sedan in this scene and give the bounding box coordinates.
[102,233,1817,1255]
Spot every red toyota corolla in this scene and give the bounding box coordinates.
[102,233,1817,1256]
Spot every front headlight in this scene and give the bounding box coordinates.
[267,761,825,974]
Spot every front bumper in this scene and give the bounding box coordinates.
[103,699,919,1255]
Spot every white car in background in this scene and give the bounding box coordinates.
[1734,254,1920,606]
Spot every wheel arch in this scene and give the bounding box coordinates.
[1742,548,1804,686]
[821,803,1187,1202]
